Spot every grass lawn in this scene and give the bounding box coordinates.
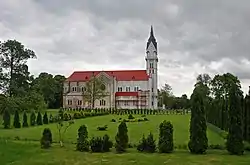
[0,114,224,145]
[2,113,249,165]
[1,140,250,165]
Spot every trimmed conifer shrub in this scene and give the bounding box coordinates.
[188,87,208,154]
[13,110,21,128]
[40,128,52,149]
[30,112,36,126]
[43,112,49,124]
[22,111,28,127]
[115,121,129,153]
[3,110,11,129]
[158,120,174,153]
[76,125,89,152]
[226,84,244,155]
[37,111,43,125]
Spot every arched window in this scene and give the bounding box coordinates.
[100,84,106,90]
[100,99,106,106]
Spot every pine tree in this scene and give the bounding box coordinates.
[43,112,49,124]
[226,84,244,155]
[37,111,43,125]
[115,121,129,153]
[30,111,36,126]
[40,128,52,149]
[3,110,11,129]
[13,110,21,128]
[188,87,208,154]
[22,111,28,127]
[76,125,89,152]
[158,120,174,153]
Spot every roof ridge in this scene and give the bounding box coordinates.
[74,69,146,73]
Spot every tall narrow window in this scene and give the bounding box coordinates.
[124,101,129,106]
[134,86,139,91]
[150,62,153,68]
[126,87,130,92]
[117,87,122,92]
[78,100,82,105]
[100,99,106,106]
[68,100,72,105]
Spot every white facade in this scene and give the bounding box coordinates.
[63,26,159,110]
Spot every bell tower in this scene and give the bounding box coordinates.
[145,26,158,109]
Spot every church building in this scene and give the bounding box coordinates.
[63,26,159,109]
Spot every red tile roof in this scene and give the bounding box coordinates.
[115,92,138,97]
[66,70,149,82]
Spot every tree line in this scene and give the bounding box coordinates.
[158,83,190,109]
[191,73,249,155]
[0,39,66,113]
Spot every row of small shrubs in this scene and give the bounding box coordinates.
[41,120,175,154]
[73,112,109,119]
[110,114,149,123]
[3,110,50,129]
[64,107,190,115]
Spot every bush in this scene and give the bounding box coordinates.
[43,112,49,124]
[158,120,174,153]
[111,119,116,122]
[37,112,43,125]
[49,114,54,123]
[128,114,134,119]
[89,134,113,153]
[97,125,108,131]
[22,111,28,127]
[209,144,225,150]
[76,125,89,152]
[115,121,129,153]
[13,110,21,128]
[90,136,103,152]
[137,133,156,153]
[3,110,11,129]
[41,128,52,149]
[102,134,113,152]
[30,112,36,126]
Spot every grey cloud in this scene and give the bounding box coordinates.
[1,0,250,96]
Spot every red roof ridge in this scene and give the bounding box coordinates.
[73,69,146,73]
[66,69,149,82]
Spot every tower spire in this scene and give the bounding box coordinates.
[146,25,157,50]
[150,25,154,37]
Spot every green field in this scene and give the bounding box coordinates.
[0,114,223,145]
[1,113,250,165]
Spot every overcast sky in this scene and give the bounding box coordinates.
[1,0,250,97]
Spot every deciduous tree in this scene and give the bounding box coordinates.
[0,40,36,97]
[83,75,107,109]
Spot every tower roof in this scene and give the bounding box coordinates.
[146,25,157,50]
